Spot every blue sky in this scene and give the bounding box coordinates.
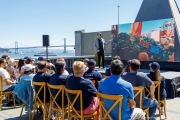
[0,0,180,48]
[142,18,173,34]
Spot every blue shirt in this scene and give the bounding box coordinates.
[66,74,97,110]
[13,74,34,111]
[83,69,103,89]
[49,72,67,107]
[98,75,133,120]
[33,72,52,103]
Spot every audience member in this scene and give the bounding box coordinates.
[56,58,69,76]
[1,55,10,63]
[49,61,67,107]
[33,61,51,103]
[124,60,131,72]
[7,59,16,80]
[83,59,103,89]
[1,55,10,69]
[56,58,65,62]
[17,59,25,80]
[0,58,17,92]
[25,57,33,65]
[98,59,145,120]
[83,58,89,71]
[147,62,166,115]
[13,64,35,110]
[38,57,46,62]
[105,55,121,76]
[66,61,99,119]
[122,59,158,120]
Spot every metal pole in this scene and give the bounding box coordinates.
[63,38,67,53]
[118,5,120,25]
[46,46,48,60]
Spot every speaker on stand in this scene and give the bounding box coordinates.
[42,35,49,60]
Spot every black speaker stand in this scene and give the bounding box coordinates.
[46,46,48,60]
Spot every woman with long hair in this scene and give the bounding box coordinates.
[17,59,25,80]
[147,62,166,115]
[124,60,131,72]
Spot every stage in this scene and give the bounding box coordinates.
[98,68,180,99]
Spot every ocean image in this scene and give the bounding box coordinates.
[0,49,75,59]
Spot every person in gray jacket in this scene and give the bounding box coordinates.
[94,32,113,68]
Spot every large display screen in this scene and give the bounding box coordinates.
[111,18,175,61]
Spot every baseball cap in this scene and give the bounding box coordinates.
[24,64,35,71]
[127,60,132,65]
[88,59,96,67]
[24,56,30,59]
[149,62,160,70]
[38,57,46,61]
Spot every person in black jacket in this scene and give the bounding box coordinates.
[147,62,166,115]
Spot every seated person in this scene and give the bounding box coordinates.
[66,61,99,119]
[83,59,103,89]
[83,58,89,71]
[17,59,25,81]
[147,62,166,115]
[105,56,121,76]
[98,59,145,120]
[7,58,17,80]
[56,58,69,76]
[13,64,35,110]
[122,59,158,120]
[49,61,67,107]
[33,61,52,103]
[0,58,17,92]
[124,60,131,72]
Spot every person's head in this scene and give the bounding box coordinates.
[112,55,121,61]
[110,60,124,75]
[55,61,66,73]
[130,59,141,72]
[38,57,46,62]
[73,61,85,76]
[37,61,47,72]
[149,62,162,81]
[8,58,16,67]
[87,59,96,69]
[124,60,131,72]
[18,59,24,69]
[97,32,102,39]
[24,64,35,74]
[1,55,10,62]
[83,58,89,67]
[0,58,6,68]
[30,59,35,65]
[56,58,65,62]
[25,57,33,64]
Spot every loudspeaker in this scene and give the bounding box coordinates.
[42,35,49,47]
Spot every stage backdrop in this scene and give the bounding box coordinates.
[112,18,175,62]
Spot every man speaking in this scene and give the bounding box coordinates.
[94,32,113,69]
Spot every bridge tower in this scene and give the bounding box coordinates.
[63,38,67,53]
[15,41,18,54]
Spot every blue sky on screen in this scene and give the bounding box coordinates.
[142,18,173,34]
[118,23,131,34]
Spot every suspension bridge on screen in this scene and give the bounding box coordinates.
[2,38,75,53]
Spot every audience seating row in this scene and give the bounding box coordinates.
[0,76,167,120]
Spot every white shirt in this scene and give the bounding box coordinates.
[62,70,69,77]
[0,68,12,91]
